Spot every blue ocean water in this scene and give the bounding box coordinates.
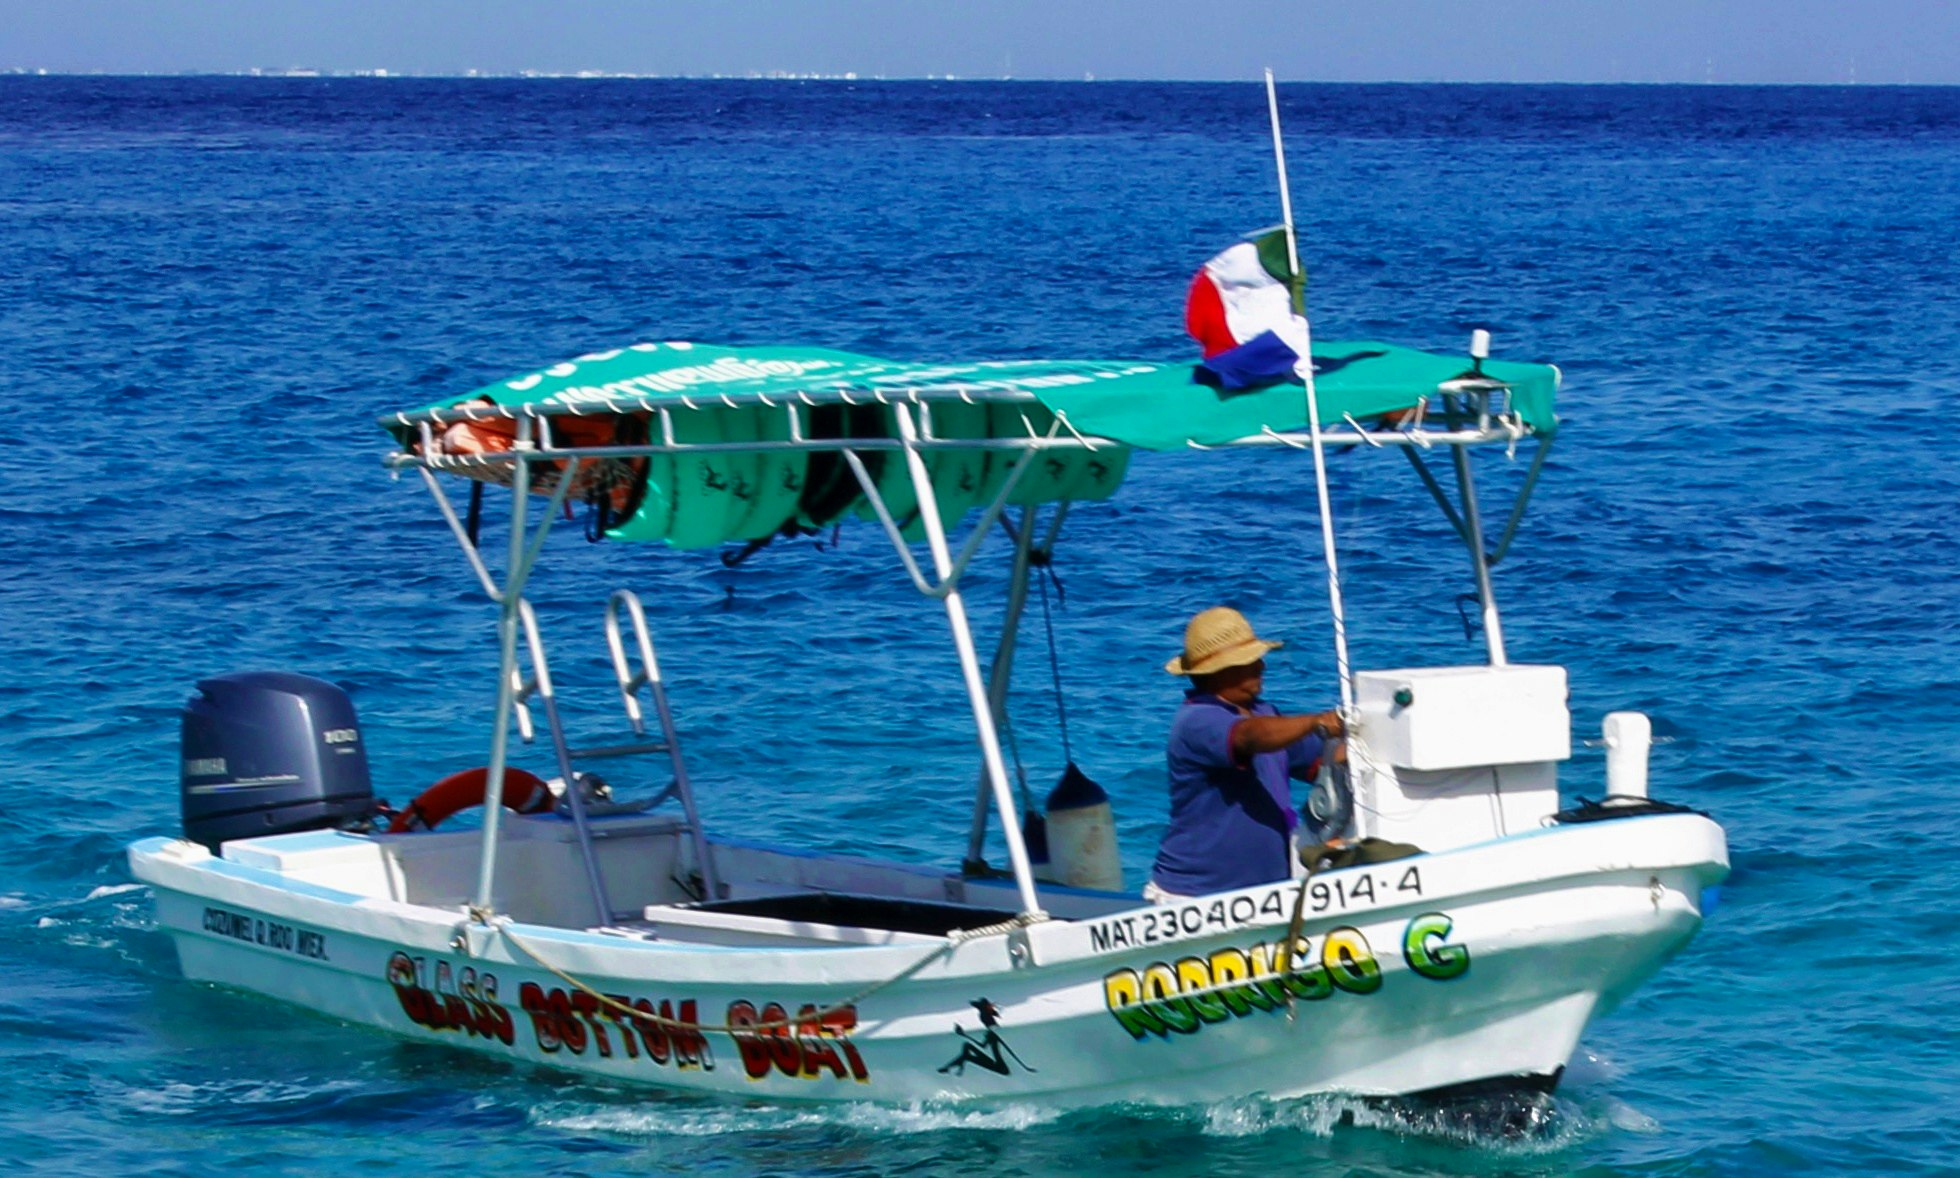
[2,77,1957,1174]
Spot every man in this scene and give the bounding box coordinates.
[1146,606,1344,903]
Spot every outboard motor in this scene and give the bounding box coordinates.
[180,671,375,852]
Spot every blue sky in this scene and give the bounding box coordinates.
[5,0,1956,84]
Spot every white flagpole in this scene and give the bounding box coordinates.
[1265,68,1355,716]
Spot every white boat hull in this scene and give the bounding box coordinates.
[130,812,1726,1106]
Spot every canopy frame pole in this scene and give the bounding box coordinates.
[838,422,1049,600]
[1399,446,1471,543]
[891,403,1045,918]
[1486,435,1553,566]
[449,422,586,919]
[966,503,1072,870]
[417,432,669,923]
[966,506,1039,868]
[419,467,503,601]
[1268,68,1356,715]
[1443,396,1509,666]
[470,419,534,916]
[391,419,1527,475]
[1398,433,1553,567]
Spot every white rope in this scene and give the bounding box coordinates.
[947,910,1051,944]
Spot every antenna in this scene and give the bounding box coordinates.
[1264,69,1354,716]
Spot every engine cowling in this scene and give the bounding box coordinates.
[179,671,375,851]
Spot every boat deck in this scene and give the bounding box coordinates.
[210,811,1120,948]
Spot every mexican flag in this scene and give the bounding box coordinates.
[1184,227,1312,391]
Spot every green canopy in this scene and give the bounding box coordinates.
[1040,341,1558,449]
[389,340,1557,548]
[392,340,1557,448]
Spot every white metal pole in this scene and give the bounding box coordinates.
[1451,442,1510,666]
[1266,70,1305,307]
[1267,69,1356,715]
[472,419,532,915]
[967,507,1038,865]
[894,404,1045,916]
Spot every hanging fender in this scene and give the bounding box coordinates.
[387,766,555,833]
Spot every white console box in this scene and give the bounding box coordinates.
[1349,665,1570,852]
[1353,664,1570,770]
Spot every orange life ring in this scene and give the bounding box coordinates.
[388,766,555,833]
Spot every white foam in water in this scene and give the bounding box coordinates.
[122,1081,206,1115]
[1182,1089,1614,1153]
[532,1099,1062,1138]
[1567,1045,1621,1083]
[122,1078,365,1116]
[1603,1097,1663,1135]
[85,883,144,901]
[31,912,118,951]
[1198,1094,1355,1138]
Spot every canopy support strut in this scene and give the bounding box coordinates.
[1443,396,1509,666]
[1398,434,1552,569]
[892,404,1045,918]
[425,436,713,925]
[963,504,1074,870]
[966,507,1037,869]
[423,427,606,924]
[839,415,1054,600]
[471,420,546,916]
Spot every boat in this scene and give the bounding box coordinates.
[127,324,1729,1107]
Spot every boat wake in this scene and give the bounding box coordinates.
[1181,1049,1660,1151]
[1197,1090,1573,1147]
[531,1096,1066,1137]
[526,1078,1649,1154]
[8,879,163,968]
[116,1077,373,1119]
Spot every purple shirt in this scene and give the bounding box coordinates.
[1150,692,1325,895]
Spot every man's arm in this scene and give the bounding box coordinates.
[1229,710,1343,760]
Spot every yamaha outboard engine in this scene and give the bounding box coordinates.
[180,671,375,852]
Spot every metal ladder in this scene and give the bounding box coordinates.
[508,591,720,924]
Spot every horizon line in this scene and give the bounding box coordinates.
[1,69,1949,88]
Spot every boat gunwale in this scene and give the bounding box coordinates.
[130,811,1728,982]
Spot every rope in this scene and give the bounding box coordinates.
[496,919,960,1035]
[948,910,1049,943]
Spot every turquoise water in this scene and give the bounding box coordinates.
[2,79,1957,1174]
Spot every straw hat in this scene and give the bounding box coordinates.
[1164,607,1284,676]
